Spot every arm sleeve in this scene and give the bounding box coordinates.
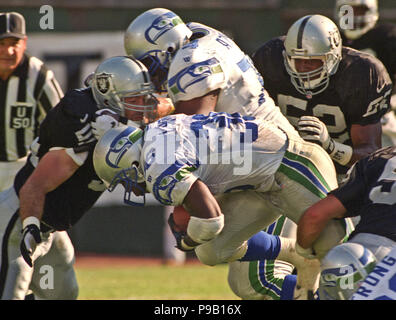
[40,92,96,156]
[344,57,392,125]
[251,37,286,101]
[329,161,367,216]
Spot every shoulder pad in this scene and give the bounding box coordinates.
[61,88,97,120]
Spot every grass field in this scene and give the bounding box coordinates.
[74,256,239,300]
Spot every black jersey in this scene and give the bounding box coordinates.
[341,23,396,87]
[330,146,396,242]
[14,88,105,231]
[252,36,392,174]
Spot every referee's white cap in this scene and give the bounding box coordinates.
[0,12,26,40]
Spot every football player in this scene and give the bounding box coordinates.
[0,56,158,299]
[252,14,392,181]
[297,146,396,299]
[123,8,303,300]
[93,111,352,300]
[334,0,396,145]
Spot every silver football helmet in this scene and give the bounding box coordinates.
[89,56,158,119]
[124,8,192,90]
[283,15,342,97]
[93,125,146,206]
[319,242,377,300]
[335,0,378,40]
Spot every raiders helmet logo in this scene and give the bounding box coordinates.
[95,72,112,94]
[329,30,340,49]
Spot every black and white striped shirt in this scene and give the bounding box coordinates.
[0,53,63,161]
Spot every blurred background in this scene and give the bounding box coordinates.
[2,0,395,259]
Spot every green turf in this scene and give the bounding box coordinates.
[75,263,240,300]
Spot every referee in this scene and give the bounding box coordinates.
[0,12,63,191]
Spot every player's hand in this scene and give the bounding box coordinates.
[91,109,119,140]
[297,116,334,153]
[295,242,317,260]
[20,219,42,267]
[167,213,195,252]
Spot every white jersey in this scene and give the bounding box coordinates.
[167,23,297,134]
[350,246,396,300]
[141,112,288,206]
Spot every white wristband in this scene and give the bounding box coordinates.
[187,215,224,244]
[328,140,353,166]
[22,216,40,230]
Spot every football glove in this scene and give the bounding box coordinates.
[91,109,119,140]
[297,115,353,165]
[20,218,42,267]
[168,213,196,252]
[297,116,334,153]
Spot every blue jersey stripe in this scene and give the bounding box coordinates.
[281,156,329,195]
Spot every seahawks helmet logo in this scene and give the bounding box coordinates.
[105,127,143,169]
[95,72,112,94]
[168,58,223,95]
[145,11,183,45]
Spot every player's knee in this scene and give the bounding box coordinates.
[61,275,79,300]
[228,266,276,300]
[33,268,79,300]
[55,263,79,300]
[227,262,262,300]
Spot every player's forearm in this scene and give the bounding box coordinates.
[18,149,80,224]
[350,143,381,164]
[183,179,222,219]
[348,123,382,165]
[19,182,46,222]
[297,195,347,248]
[297,214,328,249]
[297,201,334,248]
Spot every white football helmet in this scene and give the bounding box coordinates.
[93,125,146,206]
[319,242,377,300]
[335,0,379,40]
[89,56,158,119]
[124,8,192,90]
[283,15,342,97]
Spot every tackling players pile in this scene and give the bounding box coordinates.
[1,1,395,300]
